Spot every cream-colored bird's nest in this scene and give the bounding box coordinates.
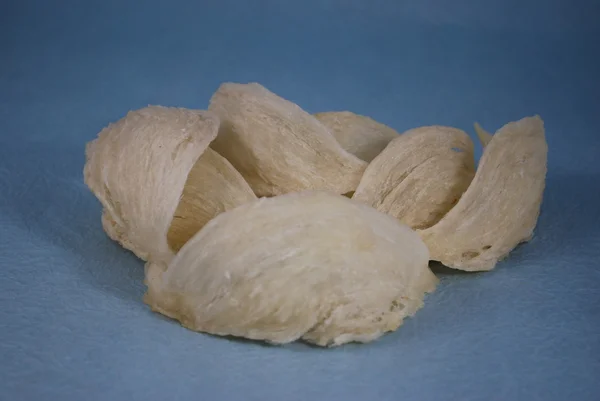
[84,82,547,347]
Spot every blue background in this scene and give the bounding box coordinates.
[2,1,599,400]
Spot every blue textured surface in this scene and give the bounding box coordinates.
[2,1,600,400]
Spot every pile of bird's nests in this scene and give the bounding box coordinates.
[83,82,547,347]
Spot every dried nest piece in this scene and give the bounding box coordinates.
[418,116,548,271]
[84,106,256,264]
[208,83,368,197]
[314,111,399,162]
[353,126,475,230]
[474,122,493,147]
[166,147,257,253]
[144,191,437,347]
